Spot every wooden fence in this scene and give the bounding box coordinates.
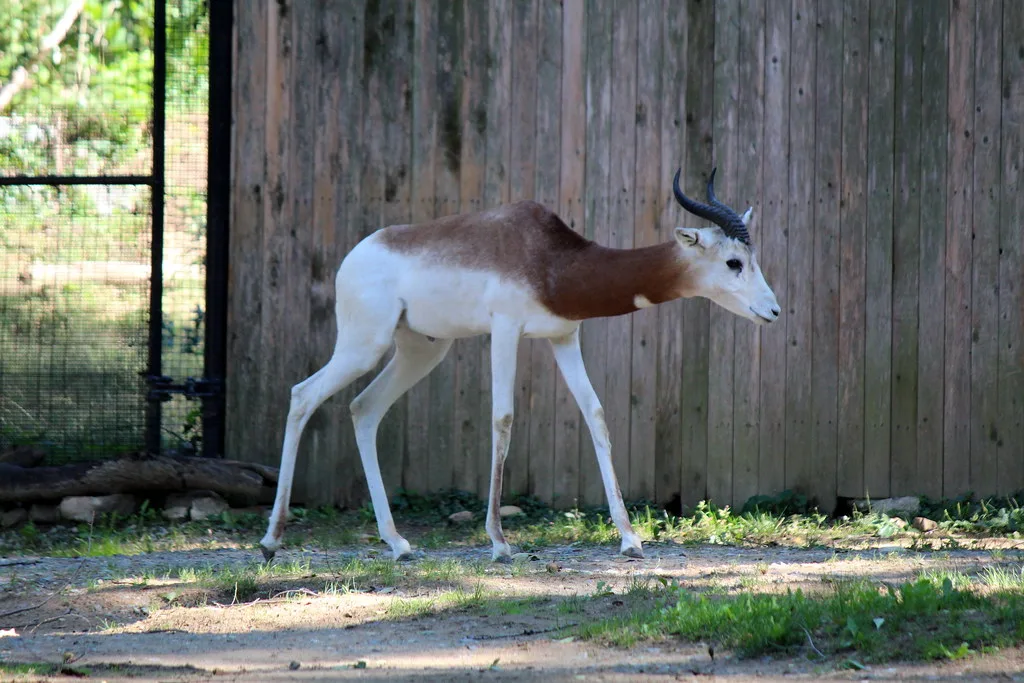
[227,0,1024,513]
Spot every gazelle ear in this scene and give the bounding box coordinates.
[740,207,753,225]
[674,227,702,249]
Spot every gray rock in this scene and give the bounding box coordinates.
[190,493,229,521]
[161,505,190,522]
[58,494,137,523]
[28,504,59,524]
[1,508,28,528]
[448,510,474,523]
[912,516,938,533]
[499,505,524,518]
[854,496,920,516]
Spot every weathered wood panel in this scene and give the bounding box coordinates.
[226,0,267,475]
[784,0,815,500]
[453,0,488,498]
[229,0,1024,513]
[998,0,1024,495]
[917,2,950,500]
[654,0,686,507]
[754,0,783,501]
[707,0,739,508]
[944,0,974,496]
[970,0,1002,498]
[528,0,561,505]
[864,0,895,499]
[677,0,713,511]
[553,0,586,508]
[506,0,538,499]
[579,0,612,507]
[810,0,842,511]
[890,0,924,498]
[837,1,868,498]
[628,0,662,503]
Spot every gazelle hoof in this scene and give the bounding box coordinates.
[395,549,420,562]
[260,545,276,563]
[621,545,644,559]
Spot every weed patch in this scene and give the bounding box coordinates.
[581,576,1024,663]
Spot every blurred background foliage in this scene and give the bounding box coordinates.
[0,0,211,460]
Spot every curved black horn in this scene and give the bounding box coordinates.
[672,167,750,244]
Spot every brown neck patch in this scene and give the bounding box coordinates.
[539,241,693,320]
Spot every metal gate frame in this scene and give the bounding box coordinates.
[0,1,232,459]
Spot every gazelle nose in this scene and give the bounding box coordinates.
[771,307,781,318]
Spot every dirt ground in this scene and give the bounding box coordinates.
[2,539,1024,682]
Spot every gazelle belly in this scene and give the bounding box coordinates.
[397,266,577,340]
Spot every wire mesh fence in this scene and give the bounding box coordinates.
[160,0,209,456]
[0,0,211,463]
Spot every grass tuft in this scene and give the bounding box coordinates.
[580,575,1024,662]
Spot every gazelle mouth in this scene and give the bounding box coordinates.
[750,308,777,324]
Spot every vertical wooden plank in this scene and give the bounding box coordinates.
[811,0,842,511]
[376,0,415,494]
[785,0,815,505]
[679,0,714,511]
[454,0,488,496]
[605,0,638,502]
[837,0,868,498]
[732,0,766,507]
[287,0,317,502]
[404,0,438,495]
[327,1,367,506]
[707,0,739,507]
[353,0,389,502]
[628,0,662,503]
[998,0,1024,495]
[528,0,561,505]
[580,0,612,506]
[863,0,895,500]
[481,0,512,499]
[506,0,538,499]
[655,0,687,507]
[890,0,923,497]
[944,0,974,496]
[260,0,293,490]
[969,0,1002,498]
[554,0,586,508]
[752,0,782,504]
[916,1,948,499]
[226,0,267,465]
[309,0,342,505]
[428,0,463,493]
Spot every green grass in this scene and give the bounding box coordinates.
[579,575,1024,663]
[5,489,1024,562]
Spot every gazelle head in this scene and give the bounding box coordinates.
[671,168,780,325]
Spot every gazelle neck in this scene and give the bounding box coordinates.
[542,241,693,321]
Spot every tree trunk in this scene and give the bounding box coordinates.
[0,453,278,506]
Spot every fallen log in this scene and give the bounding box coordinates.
[0,453,278,507]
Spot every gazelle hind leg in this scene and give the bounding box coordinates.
[260,306,400,561]
[350,327,453,560]
[485,317,521,562]
[550,329,643,558]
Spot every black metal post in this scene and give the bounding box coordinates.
[145,0,168,455]
[202,0,233,458]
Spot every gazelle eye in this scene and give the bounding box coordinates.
[726,258,743,272]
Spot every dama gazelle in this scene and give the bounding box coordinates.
[260,167,780,563]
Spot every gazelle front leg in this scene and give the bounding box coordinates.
[550,328,644,558]
[485,317,521,562]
